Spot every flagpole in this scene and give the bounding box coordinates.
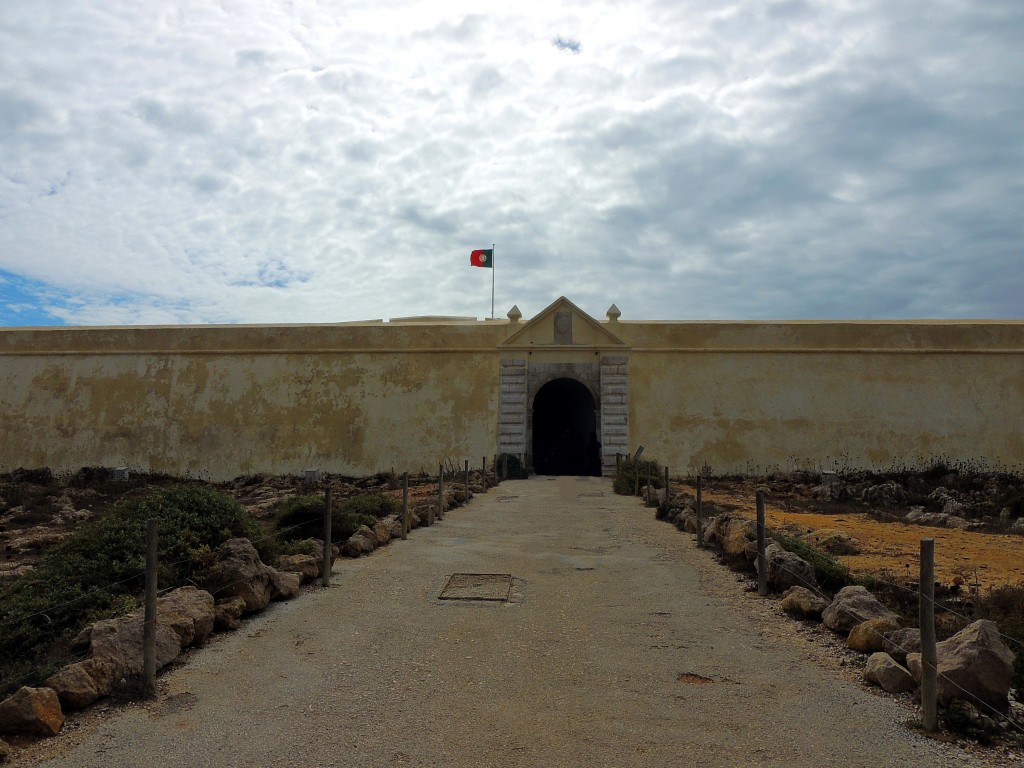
[491,242,495,319]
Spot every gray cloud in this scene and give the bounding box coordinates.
[0,0,1022,327]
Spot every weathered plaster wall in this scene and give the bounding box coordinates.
[0,323,505,480]
[2,313,1023,479]
[618,321,1024,474]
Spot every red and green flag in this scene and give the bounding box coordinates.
[470,248,493,268]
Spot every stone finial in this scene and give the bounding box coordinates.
[507,305,522,323]
[606,303,621,322]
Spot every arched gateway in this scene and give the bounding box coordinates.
[497,297,630,477]
[532,378,600,476]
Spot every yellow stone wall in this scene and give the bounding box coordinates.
[1,310,1022,479]
[0,322,505,479]
[618,321,1024,474]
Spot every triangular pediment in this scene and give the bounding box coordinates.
[500,297,626,349]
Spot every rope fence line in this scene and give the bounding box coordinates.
[1,456,497,705]
[647,467,1023,738]
[654,476,1024,653]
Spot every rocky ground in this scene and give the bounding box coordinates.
[670,469,1024,589]
[0,467,465,587]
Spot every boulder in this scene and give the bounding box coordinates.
[822,586,900,634]
[847,617,901,652]
[882,628,922,665]
[905,508,949,527]
[801,529,861,555]
[198,538,280,614]
[414,503,436,527]
[44,662,100,711]
[864,653,917,694]
[214,596,247,632]
[0,736,10,762]
[372,518,393,546]
[277,554,320,583]
[342,526,377,557]
[906,620,1015,712]
[718,517,758,558]
[757,543,820,592]
[861,481,906,506]
[1014,517,1024,533]
[0,687,63,737]
[284,539,340,567]
[271,570,301,600]
[155,586,215,647]
[780,586,830,618]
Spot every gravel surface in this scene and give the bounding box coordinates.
[18,477,1021,767]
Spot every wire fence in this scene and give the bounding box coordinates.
[640,464,1024,740]
[0,459,498,710]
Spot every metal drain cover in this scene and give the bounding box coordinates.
[439,573,512,602]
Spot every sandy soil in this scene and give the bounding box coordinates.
[675,480,1024,590]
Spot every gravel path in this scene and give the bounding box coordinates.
[23,477,1014,767]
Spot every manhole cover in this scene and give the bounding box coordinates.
[439,573,512,602]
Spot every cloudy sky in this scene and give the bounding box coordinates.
[1,0,1022,327]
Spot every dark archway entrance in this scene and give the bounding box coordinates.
[532,378,600,476]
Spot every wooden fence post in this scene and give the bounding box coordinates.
[401,473,409,540]
[920,538,938,731]
[438,463,445,519]
[482,456,487,489]
[756,490,768,596]
[696,475,704,548]
[143,517,158,698]
[322,487,332,588]
[664,466,670,509]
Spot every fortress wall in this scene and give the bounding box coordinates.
[0,323,504,480]
[2,314,1023,480]
[620,321,1024,474]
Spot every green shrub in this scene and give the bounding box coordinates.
[275,492,400,545]
[0,484,262,698]
[612,458,663,496]
[769,531,855,594]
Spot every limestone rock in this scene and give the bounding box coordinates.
[44,662,100,711]
[277,553,320,583]
[801,529,861,555]
[214,596,247,632]
[716,517,758,558]
[199,538,280,613]
[271,570,301,600]
[0,736,10,762]
[75,611,181,685]
[283,539,339,567]
[155,586,215,647]
[342,526,377,557]
[780,586,830,618]
[0,687,64,737]
[822,586,899,634]
[882,628,921,665]
[414,503,436,527]
[758,543,819,592]
[907,620,1015,712]
[848,617,901,652]
[861,481,906,507]
[864,653,917,694]
[373,518,393,546]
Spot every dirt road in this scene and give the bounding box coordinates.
[25,477,1000,767]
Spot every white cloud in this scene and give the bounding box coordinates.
[0,0,1022,326]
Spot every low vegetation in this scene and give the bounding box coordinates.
[274,492,400,544]
[612,457,663,497]
[0,484,265,699]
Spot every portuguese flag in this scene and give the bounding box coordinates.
[470,248,493,268]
